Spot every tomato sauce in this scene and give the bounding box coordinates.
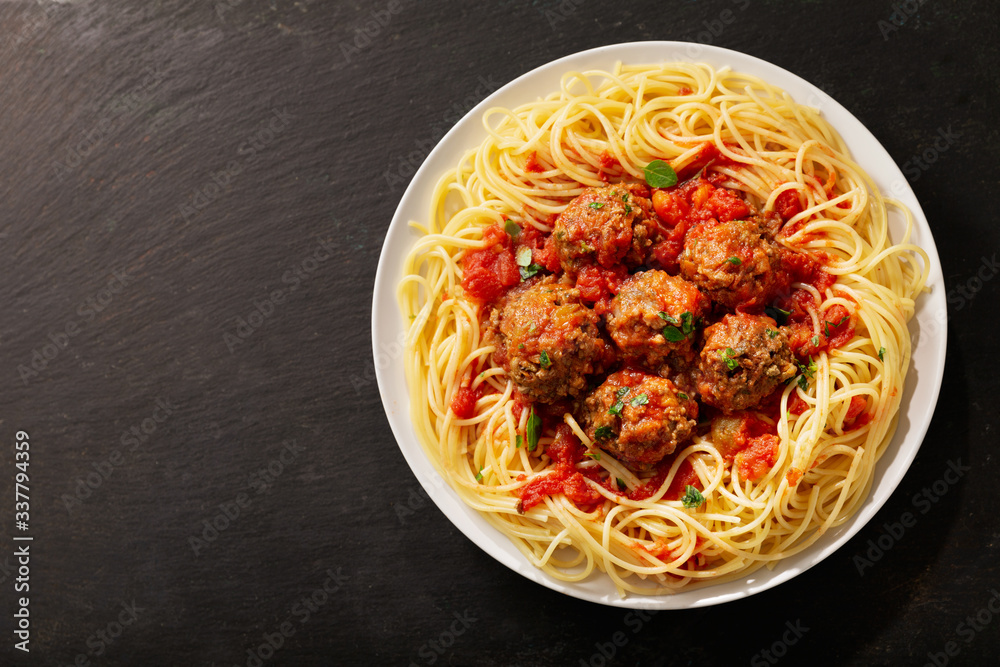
[461,224,520,302]
[517,425,602,512]
[450,385,479,419]
[524,151,544,173]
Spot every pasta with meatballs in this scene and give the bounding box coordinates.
[398,61,928,596]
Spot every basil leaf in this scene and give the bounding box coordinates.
[630,393,649,407]
[658,311,678,325]
[721,348,739,371]
[662,326,685,342]
[594,426,614,441]
[588,201,605,210]
[725,256,742,266]
[679,311,694,336]
[504,220,521,238]
[526,408,542,452]
[677,392,689,400]
[644,159,678,188]
[878,347,886,361]
[519,263,543,280]
[681,485,704,508]
[539,350,551,369]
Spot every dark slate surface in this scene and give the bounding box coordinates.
[0,1,997,665]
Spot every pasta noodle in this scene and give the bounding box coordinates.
[397,61,928,596]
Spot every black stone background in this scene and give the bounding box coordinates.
[0,0,997,665]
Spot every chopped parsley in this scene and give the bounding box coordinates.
[518,343,525,350]
[662,326,686,343]
[588,201,605,210]
[725,256,742,266]
[721,347,739,371]
[519,263,543,280]
[644,159,679,188]
[475,467,484,481]
[608,387,630,416]
[878,346,886,361]
[624,203,632,214]
[504,219,521,238]
[681,485,704,508]
[594,425,614,441]
[811,335,820,347]
[621,192,630,202]
[585,450,601,461]
[539,350,552,369]
[659,310,696,343]
[796,356,817,391]
[766,328,779,339]
[630,393,649,407]
[824,314,850,337]
[677,392,689,400]
[526,408,542,451]
[616,477,627,491]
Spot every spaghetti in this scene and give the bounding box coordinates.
[397,62,928,596]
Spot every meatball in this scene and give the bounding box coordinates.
[678,213,784,308]
[489,277,612,403]
[697,312,796,412]
[553,184,657,272]
[607,270,710,371]
[583,370,698,469]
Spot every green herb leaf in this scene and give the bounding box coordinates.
[518,343,525,350]
[515,434,522,448]
[594,425,614,441]
[539,350,552,369]
[679,311,695,336]
[721,347,739,371]
[624,204,632,214]
[795,356,817,390]
[644,159,678,188]
[586,450,601,460]
[677,392,689,400]
[726,256,742,266]
[811,335,820,347]
[630,393,649,407]
[766,328,778,339]
[658,311,679,324]
[616,477,627,491]
[588,201,605,210]
[621,192,630,202]
[608,387,630,416]
[504,219,521,238]
[662,326,685,342]
[878,346,886,361]
[475,467,484,481]
[519,263,543,280]
[526,409,542,452]
[681,485,704,508]
[765,305,791,326]
[823,314,850,338]
[515,246,532,267]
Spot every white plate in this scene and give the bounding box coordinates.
[371,42,947,609]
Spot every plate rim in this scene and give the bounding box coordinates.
[371,40,948,609]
